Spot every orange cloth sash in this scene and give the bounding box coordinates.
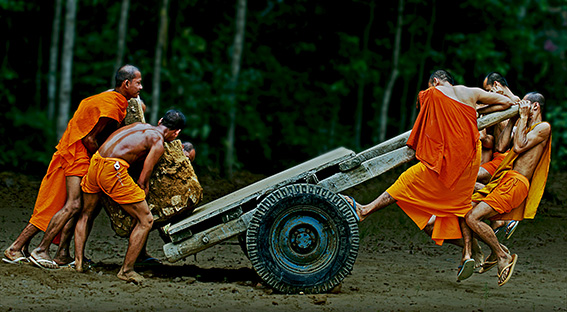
[480,151,508,176]
[56,91,128,164]
[28,91,128,233]
[81,152,146,204]
[472,122,552,220]
[388,141,481,245]
[407,87,479,190]
[480,170,529,214]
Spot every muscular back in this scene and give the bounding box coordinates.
[436,85,514,109]
[98,122,165,165]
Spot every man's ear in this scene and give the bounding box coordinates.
[158,118,163,125]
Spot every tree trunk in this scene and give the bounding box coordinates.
[410,0,435,125]
[47,0,63,121]
[224,0,247,178]
[111,0,130,87]
[378,0,404,143]
[150,0,169,125]
[56,0,77,140]
[354,1,375,151]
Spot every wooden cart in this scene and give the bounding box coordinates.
[162,107,519,294]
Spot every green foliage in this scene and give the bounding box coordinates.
[0,107,56,171]
[0,0,565,175]
[547,104,567,170]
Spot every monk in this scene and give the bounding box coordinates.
[2,65,143,269]
[344,69,515,281]
[477,72,520,185]
[465,93,551,286]
[74,110,186,284]
[477,72,522,238]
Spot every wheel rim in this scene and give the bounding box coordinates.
[269,205,338,274]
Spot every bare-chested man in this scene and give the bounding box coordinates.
[465,92,551,286]
[73,109,186,283]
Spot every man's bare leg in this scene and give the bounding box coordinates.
[74,192,102,273]
[343,192,396,222]
[31,176,82,269]
[53,216,77,265]
[4,223,40,261]
[117,200,154,283]
[423,216,483,268]
[466,202,515,279]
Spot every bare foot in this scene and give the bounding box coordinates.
[117,269,145,284]
[75,258,84,273]
[54,255,74,266]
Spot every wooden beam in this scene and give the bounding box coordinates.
[477,105,519,130]
[338,106,519,173]
[319,146,416,193]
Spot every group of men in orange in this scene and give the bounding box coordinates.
[2,65,188,284]
[345,70,551,287]
[2,66,550,287]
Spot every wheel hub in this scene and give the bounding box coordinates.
[290,225,318,254]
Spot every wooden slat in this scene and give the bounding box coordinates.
[338,131,411,171]
[319,146,415,193]
[164,211,253,262]
[338,106,519,172]
[167,147,355,238]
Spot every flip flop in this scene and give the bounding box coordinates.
[457,259,475,281]
[479,259,497,274]
[505,221,519,240]
[2,256,29,265]
[498,254,518,286]
[29,255,60,271]
[344,196,360,222]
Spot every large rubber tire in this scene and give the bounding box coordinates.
[246,183,359,294]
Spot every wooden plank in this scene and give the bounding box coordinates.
[319,146,416,193]
[322,106,519,193]
[338,106,519,173]
[338,131,411,172]
[477,105,518,130]
[166,147,355,238]
[164,211,253,262]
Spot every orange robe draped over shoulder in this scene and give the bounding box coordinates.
[472,122,552,221]
[29,91,128,232]
[388,87,480,245]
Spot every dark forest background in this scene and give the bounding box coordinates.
[1,0,565,178]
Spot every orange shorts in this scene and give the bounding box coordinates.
[479,170,529,214]
[81,152,146,204]
[480,152,507,176]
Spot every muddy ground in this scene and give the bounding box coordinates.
[0,167,565,311]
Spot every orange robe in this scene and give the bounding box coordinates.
[29,91,128,234]
[81,152,146,204]
[388,87,480,245]
[481,151,508,176]
[472,122,552,220]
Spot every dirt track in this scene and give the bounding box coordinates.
[0,170,565,311]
